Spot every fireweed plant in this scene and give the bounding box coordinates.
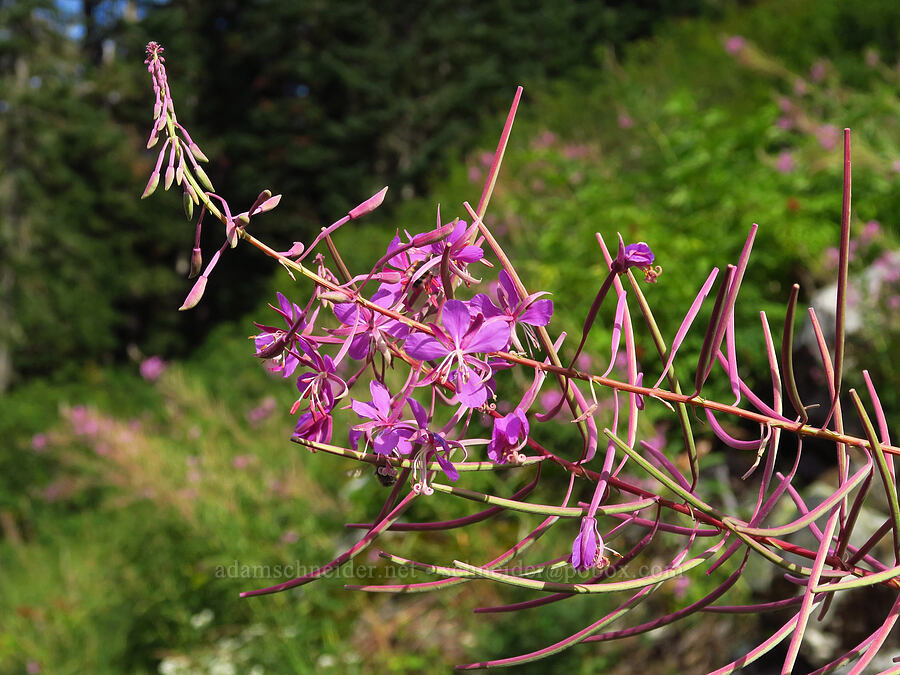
[142,42,900,671]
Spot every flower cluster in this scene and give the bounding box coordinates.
[141,43,900,673]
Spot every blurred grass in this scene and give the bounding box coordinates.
[5,0,900,672]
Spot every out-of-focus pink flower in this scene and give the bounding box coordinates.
[140,356,167,381]
[246,396,277,426]
[31,433,48,452]
[892,160,900,173]
[563,144,590,159]
[816,124,839,150]
[618,113,634,129]
[232,454,255,469]
[825,246,840,269]
[281,530,300,544]
[778,97,793,113]
[468,165,482,183]
[861,220,881,243]
[724,36,746,55]
[531,130,556,149]
[865,49,880,67]
[793,78,808,95]
[479,151,493,167]
[810,59,827,83]
[776,117,793,131]
[673,575,690,599]
[27,661,41,674]
[776,150,795,174]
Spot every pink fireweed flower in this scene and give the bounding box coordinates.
[571,516,605,571]
[349,380,424,457]
[291,339,347,417]
[292,408,334,444]
[254,292,307,377]
[610,236,660,283]
[404,300,511,408]
[470,269,553,350]
[331,286,409,362]
[487,408,529,464]
[411,428,463,494]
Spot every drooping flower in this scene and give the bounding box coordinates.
[606,234,661,285]
[487,408,529,464]
[253,292,307,378]
[349,380,423,457]
[292,409,333,444]
[411,427,463,494]
[404,299,511,408]
[292,339,346,417]
[571,516,605,571]
[332,286,409,362]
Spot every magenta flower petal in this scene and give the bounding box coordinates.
[470,293,504,319]
[441,300,471,343]
[405,333,449,361]
[463,317,511,353]
[373,429,400,456]
[408,397,429,429]
[455,373,488,408]
[571,516,601,571]
[369,380,392,416]
[518,298,553,326]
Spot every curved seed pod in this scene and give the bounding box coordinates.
[782,284,807,424]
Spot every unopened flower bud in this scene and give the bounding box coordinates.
[189,247,202,278]
[179,275,207,311]
[141,172,160,199]
[255,193,282,215]
[183,189,194,220]
[194,165,214,192]
[348,186,388,220]
[412,221,456,246]
[226,219,238,248]
[164,165,175,190]
[189,142,209,163]
[317,290,353,303]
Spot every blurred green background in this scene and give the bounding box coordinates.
[3,0,900,672]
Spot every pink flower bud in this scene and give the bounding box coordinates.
[255,193,282,214]
[141,172,160,199]
[179,275,207,311]
[189,247,202,278]
[412,221,456,246]
[164,165,175,190]
[348,186,388,219]
[189,142,209,163]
